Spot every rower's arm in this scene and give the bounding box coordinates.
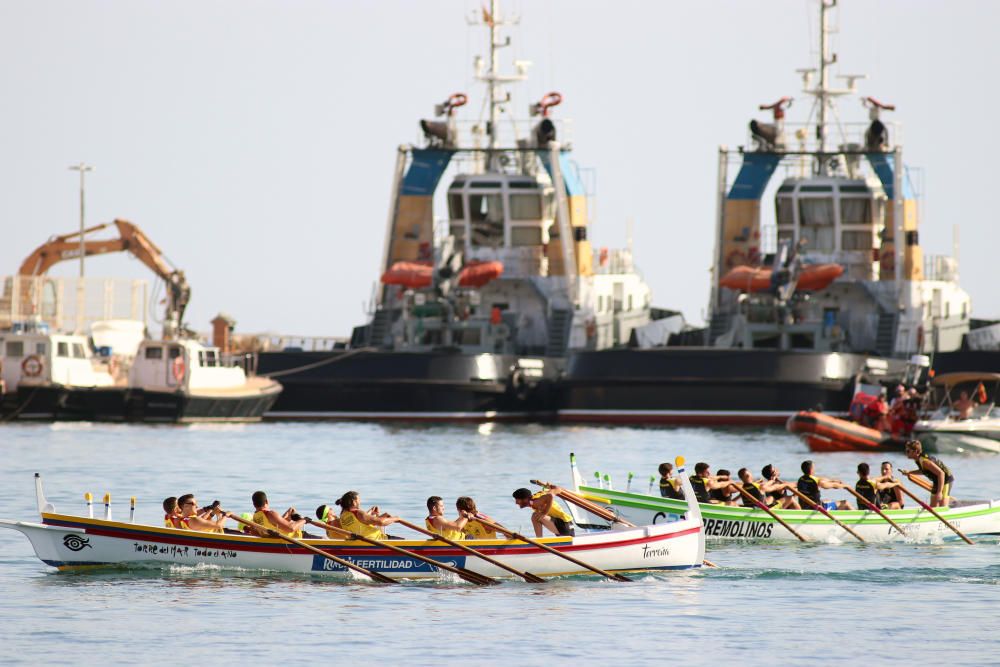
[265,509,298,533]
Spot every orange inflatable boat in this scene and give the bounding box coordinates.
[720,263,844,292]
[786,410,905,453]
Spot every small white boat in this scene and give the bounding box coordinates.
[913,373,1000,454]
[0,475,705,580]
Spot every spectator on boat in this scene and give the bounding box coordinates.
[953,390,975,420]
[314,504,343,538]
[876,461,904,509]
[797,461,853,511]
[736,468,771,508]
[162,497,184,528]
[177,494,229,533]
[336,491,399,539]
[251,490,306,538]
[657,462,685,500]
[456,496,497,539]
[855,462,901,509]
[711,469,740,506]
[689,462,741,505]
[425,496,470,540]
[901,440,954,507]
[512,487,575,537]
[760,464,800,509]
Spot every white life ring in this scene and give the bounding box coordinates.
[21,355,43,377]
[172,355,186,382]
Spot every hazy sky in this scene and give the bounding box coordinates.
[1,1,997,338]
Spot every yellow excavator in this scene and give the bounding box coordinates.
[17,219,191,339]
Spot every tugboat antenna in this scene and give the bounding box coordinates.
[470,0,526,156]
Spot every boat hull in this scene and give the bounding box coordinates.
[257,350,559,421]
[558,348,882,425]
[576,485,1000,543]
[913,423,1000,454]
[0,382,281,423]
[0,512,703,578]
[786,410,903,452]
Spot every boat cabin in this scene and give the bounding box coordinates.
[0,330,113,392]
[130,339,247,392]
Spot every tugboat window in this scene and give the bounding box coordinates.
[840,198,871,225]
[776,197,795,225]
[510,194,543,220]
[841,230,873,250]
[168,347,182,359]
[72,343,85,359]
[145,347,163,360]
[511,227,542,246]
[799,198,835,250]
[469,193,504,247]
[447,193,464,219]
[57,342,69,357]
[6,341,23,357]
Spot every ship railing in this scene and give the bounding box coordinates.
[0,275,148,334]
[923,254,959,282]
[238,334,349,353]
[413,117,575,153]
[741,120,903,156]
[591,248,637,276]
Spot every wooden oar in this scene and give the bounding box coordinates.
[784,486,866,543]
[530,480,636,527]
[734,485,808,543]
[895,483,974,545]
[901,470,933,492]
[305,518,496,586]
[843,487,908,537]
[535,480,720,568]
[471,515,631,582]
[222,510,398,584]
[393,518,545,584]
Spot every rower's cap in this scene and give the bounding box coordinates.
[675,455,685,468]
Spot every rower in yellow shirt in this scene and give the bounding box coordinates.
[425,496,469,540]
[251,490,306,538]
[512,487,575,537]
[456,496,497,539]
[336,491,399,540]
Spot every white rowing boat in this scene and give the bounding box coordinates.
[569,457,1000,543]
[0,475,706,580]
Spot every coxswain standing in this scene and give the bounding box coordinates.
[512,487,575,537]
[336,491,399,539]
[657,462,685,500]
[797,461,853,511]
[425,496,469,540]
[901,440,955,507]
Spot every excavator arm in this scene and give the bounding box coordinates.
[18,219,191,339]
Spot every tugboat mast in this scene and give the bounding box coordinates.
[473,0,527,157]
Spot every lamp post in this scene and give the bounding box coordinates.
[68,162,93,277]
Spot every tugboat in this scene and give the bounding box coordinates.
[258,1,652,421]
[558,0,971,426]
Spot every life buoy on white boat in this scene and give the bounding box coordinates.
[172,356,185,382]
[21,355,43,377]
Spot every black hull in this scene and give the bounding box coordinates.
[256,350,559,421]
[0,385,279,423]
[557,348,889,425]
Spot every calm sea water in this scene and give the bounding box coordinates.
[1,422,997,665]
